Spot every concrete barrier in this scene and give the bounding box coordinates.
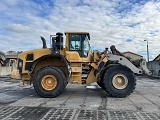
[0,62,17,76]
[0,67,12,76]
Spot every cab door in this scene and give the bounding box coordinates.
[65,34,91,62]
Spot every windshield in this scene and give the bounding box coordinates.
[69,34,82,50]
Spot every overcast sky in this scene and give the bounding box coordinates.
[0,0,160,60]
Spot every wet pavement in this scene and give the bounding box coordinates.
[0,76,160,120]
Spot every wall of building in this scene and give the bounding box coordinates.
[154,55,160,61]
[147,60,160,76]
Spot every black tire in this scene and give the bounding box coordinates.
[33,66,67,98]
[103,65,136,98]
[97,81,105,89]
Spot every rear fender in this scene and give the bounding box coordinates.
[30,53,70,77]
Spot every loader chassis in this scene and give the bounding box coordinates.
[16,32,148,98]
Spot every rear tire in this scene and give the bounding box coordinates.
[33,66,67,98]
[103,65,136,98]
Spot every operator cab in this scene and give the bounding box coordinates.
[68,33,90,58]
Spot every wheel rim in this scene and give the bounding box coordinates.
[41,75,58,91]
[112,74,128,89]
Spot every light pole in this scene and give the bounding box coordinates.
[144,40,149,62]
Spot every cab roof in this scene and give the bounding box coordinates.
[65,32,89,34]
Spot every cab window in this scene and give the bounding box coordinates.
[69,34,82,51]
[69,34,90,58]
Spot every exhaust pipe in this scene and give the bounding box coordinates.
[40,36,47,48]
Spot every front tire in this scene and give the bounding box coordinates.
[97,81,105,89]
[33,66,67,98]
[103,65,136,98]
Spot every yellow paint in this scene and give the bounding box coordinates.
[86,68,98,84]
[17,32,109,85]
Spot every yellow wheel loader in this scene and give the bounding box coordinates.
[15,32,151,98]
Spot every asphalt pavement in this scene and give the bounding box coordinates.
[0,76,160,120]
